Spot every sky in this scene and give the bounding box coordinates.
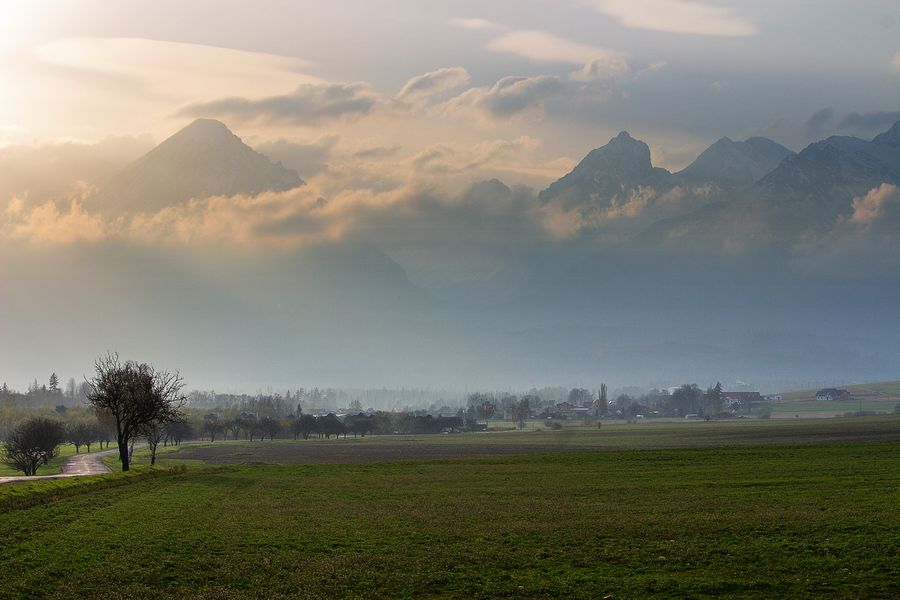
[1,1,899,393]
[2,0,899,172]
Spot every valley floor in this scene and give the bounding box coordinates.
[1,417,898,599]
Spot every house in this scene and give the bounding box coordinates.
[722,391,761,409]
[555,402,593,418]
[555,401,574,413]
[815,388,851,401]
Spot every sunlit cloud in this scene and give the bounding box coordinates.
[583,0,757,37]
[848,183,900,225]
[5,195,109,245]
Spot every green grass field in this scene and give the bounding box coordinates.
[770,398,899,417]
[2,418,899,598]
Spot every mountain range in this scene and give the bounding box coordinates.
[4,117,899,390]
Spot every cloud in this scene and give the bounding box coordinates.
[0,135,154,203]
[709,80,728,92]
[847,183,900,226]
[449,18,504,31]
[488,30,627,69]
[4,197,109,244]
[352,145,401,159]
[255,136,339,178]
[442,75,565,121]
[395,67,471,106]
[36,37,321,99]
[584,0,757,37]
[570,56,633,82]
[791,184,900,275]
[804,107,835,138]
[0,134,559,254]
[408,137,541,175]
[539,183,712,240]
[892,53,900,73]
[174,82,378,125]
[837,110,900,136]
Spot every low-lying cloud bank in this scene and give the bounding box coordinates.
[791,184,900,276]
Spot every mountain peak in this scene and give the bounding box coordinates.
[161,118,242,147]
[538,132,668,207]
[95,120,304,213]
[173,118,233,137]
[464,178,512,203]
[678,135,794,186]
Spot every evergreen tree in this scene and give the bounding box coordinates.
[49,373,60,394]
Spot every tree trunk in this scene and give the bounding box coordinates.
[117,436,130,471]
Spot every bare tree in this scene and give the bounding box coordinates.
[86,353,185,471]
[139,420,165,465]
[225,419,242,440]
[259,417,282,440]
[202,419,224,442]
[85,422,103,453]
[2,417,66,476]
[164,420,192,446]
[67,421,97,454]
[95,408,117,449]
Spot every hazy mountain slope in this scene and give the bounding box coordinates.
[676,136,794,186]
[634,121,900,257]
[94,119,304,212]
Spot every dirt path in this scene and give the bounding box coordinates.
[0,448,115,485]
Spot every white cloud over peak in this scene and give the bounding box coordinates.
[395,67,471,106]
[584,0,757,37]
[441,75,565,121]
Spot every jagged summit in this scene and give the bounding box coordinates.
[539,131,668,207]
[94,119,304,213]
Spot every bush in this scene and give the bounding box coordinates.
[2,417,67,476]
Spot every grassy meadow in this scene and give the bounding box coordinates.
[1,417,899,598]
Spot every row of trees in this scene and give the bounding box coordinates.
[609,383,728,418]
[197,412,467,442]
